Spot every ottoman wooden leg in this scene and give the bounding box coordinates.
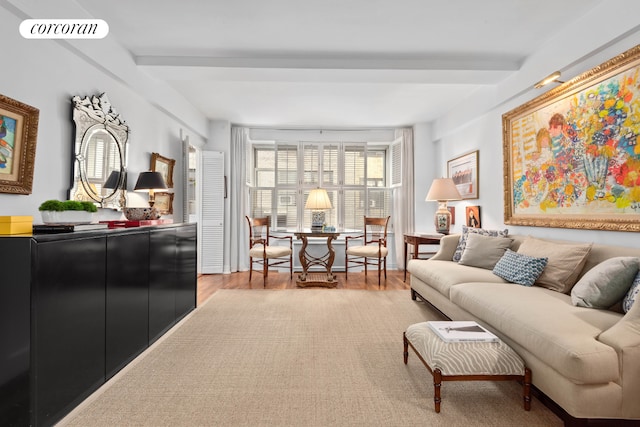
[523,367,532,411]
[403,333,409,364]
[433,369,442,413]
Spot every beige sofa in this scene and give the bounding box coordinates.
[407,233,640,423]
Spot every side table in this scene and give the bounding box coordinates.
[404,233,442,282]
[294,230,340,287]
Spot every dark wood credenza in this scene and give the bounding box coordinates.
[0,223,197,427]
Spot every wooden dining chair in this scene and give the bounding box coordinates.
[345,216,391,287]
[246,216,293,285]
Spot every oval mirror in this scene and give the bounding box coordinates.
[70,93,129,209]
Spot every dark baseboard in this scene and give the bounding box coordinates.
[409,288,640,427]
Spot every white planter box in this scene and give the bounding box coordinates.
[41,211,95,224]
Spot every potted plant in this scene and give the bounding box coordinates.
[39,199,98,224]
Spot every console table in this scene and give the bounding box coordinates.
[404,233,442,282]
[0,223,196,426]
[294,230,340,287]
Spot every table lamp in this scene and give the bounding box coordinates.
[425,178,461,234]
[305,188,332,231]
[134,171,167,207]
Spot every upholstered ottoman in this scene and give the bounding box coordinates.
[403,322,531,413]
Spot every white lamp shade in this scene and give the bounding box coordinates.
[425,178,462,201]
[305,188,333,210]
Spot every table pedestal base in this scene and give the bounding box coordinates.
[296,273,337,288]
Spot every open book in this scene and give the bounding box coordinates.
[427,321,499,342]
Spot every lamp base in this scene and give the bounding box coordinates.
[311,210,325,231]
[434,202,452,234]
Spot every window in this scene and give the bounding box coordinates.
[249,141,392,230]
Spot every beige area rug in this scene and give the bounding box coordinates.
[59,290,562,427]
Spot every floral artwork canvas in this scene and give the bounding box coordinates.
[503,45,640,232]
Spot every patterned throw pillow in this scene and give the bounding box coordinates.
[623,271,640,313]
[452,225,509,262]
[492,249,548,287]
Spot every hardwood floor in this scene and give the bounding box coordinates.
[197,270,409,306]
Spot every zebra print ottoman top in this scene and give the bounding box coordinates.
[405,322,525,376]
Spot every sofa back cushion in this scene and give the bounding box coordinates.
[452,225,509,262]
[516,236,592,293]
[458,233,513,270]
[571,257,640,309]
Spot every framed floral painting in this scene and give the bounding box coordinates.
[503,45,640,232]
[0,94,39,194]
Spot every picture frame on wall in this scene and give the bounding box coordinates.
[0,94,39,194]
[447,150,479,200]
[502,45,640,232]
[151,152,175,188]
[154,191,174,215]
[466,205,481,228]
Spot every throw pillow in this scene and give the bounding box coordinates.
[571,257,640,309]
[452,225,509,262]
[458,233,513,270]
[492,249,548,287]
[516,236,592,293]
[623,271,640,313]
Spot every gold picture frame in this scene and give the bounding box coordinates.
[0,94,39,194]
[150,152,175,188]
[154,191,174,214]
[503,45,640,232]
[447,150,479,200]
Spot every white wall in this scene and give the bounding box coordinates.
[0,4,207,220]
[416,0,640,248]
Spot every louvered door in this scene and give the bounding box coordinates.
[200,151,224,273]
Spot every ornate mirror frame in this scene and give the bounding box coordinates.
[69,93,129,208]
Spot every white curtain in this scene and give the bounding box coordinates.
[229,126,250,272]
[392,128,415,270]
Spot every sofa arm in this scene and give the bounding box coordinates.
[598,300,640,417]
[429,234,460,261]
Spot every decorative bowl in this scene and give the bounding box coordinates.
[123,207,161,221]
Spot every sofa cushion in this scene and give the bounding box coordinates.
[492,249,548,286]
[516,236,592,293]
[452,225,509,262]
[449,282,622,384]
[407,259,508,298]
[571,257,639,309]
[458,233,513,270]
[623,271,640,313]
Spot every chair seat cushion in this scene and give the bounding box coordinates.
[347,245,388,257]
[249,244,292,259]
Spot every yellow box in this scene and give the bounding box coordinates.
[0,216,33,235]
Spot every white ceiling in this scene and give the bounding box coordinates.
[79,0,602,127]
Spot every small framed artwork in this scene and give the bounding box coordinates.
[448,150,479,200]
[151,152,175,188]
[0,94,40,194]
[447,206,456,224]
[466,205,481,228]
[154,191,174,214]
